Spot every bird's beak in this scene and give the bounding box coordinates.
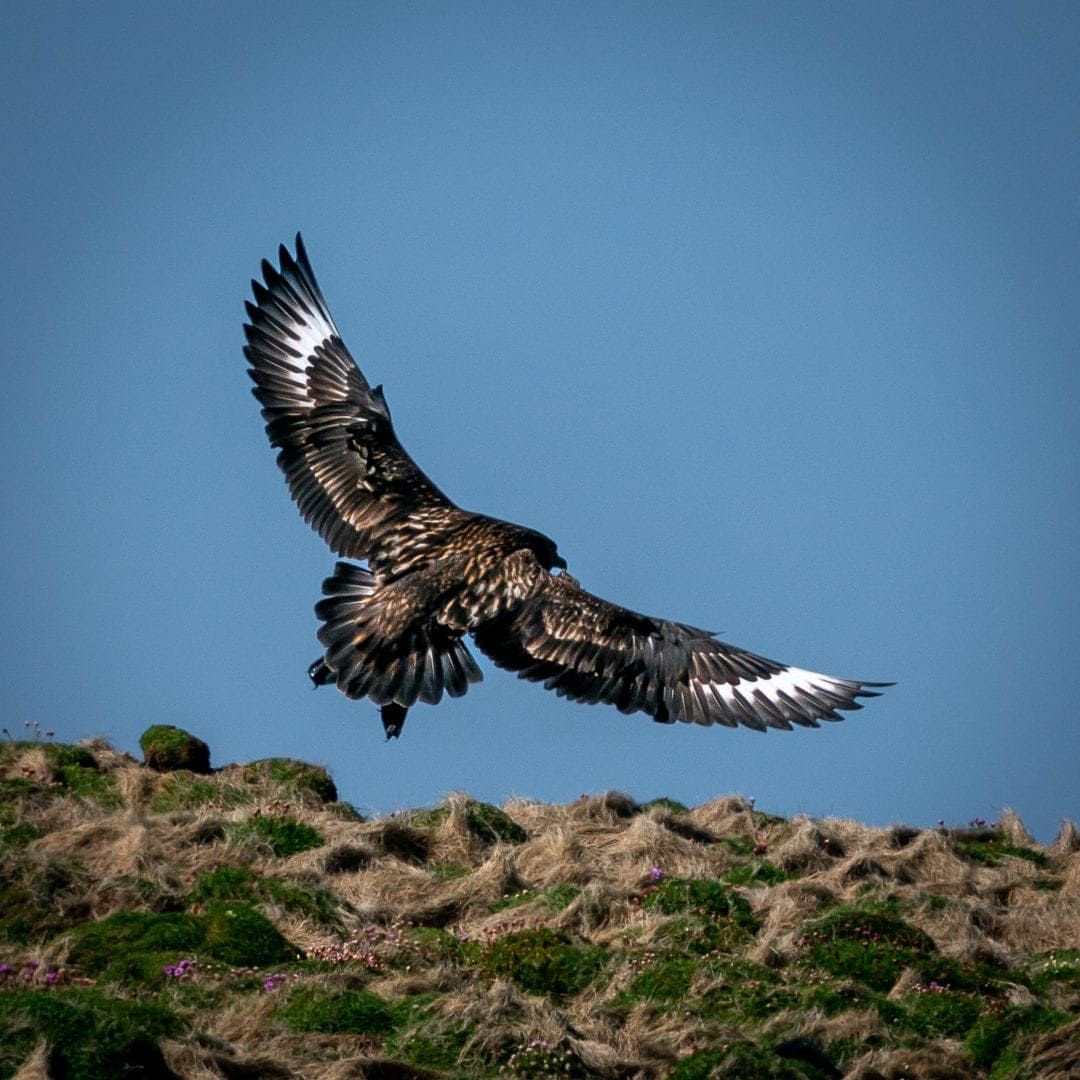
[553,554,568,570]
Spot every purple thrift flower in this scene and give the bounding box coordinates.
[44,972,60,985]
[649,867,664,883]
[164,965,176,976]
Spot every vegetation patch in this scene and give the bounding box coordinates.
[0,732,1071,1079]
[139,725,211,774]
[67,904,296,983]
[619,954,698,1003]
[150,773,250,813]
[669,1040,833,1080]
[966,1004,1073,1073]
[795,902,938,992]
[722,860,799,887]
[0,988,181,1080]
[233,815,325,856]
[275,986,394,1035]
[239,757,338,802]
[643,877,758,933]
[187,864,346,928]
[640,797,690,814]
[950,828,1050,867]
[898,986,982,1038]
[1,854,89,944]
[472,927,606,997]
[409,800,527,845]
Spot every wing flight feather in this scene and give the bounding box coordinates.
[243,235,458,568]
[473,573,890,731]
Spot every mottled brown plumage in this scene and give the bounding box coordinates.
[244,235,889,739]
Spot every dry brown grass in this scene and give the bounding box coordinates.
[0,736,1076,1079]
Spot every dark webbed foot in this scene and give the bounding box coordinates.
[381,703,408,740]
[308,658,337,687]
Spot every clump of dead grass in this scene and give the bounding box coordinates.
[1,736,1076,1080]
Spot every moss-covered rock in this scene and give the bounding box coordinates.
[139,725,211,774]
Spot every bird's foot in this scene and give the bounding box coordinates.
[308,658,337,687]
[381,703,408,740]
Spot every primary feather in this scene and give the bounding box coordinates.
[244,235,890,739]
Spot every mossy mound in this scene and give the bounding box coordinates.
[139,725,211,774]
[239,757,339,803]
[0,988,182,1080]
[187,864,347,929]
[67,904,297,983]
[795,902,937,992]
[233,814,326,856]
[409,799,528,845]
[275,986,395,1035]
[472,927,606,998]
[643,877,758,934]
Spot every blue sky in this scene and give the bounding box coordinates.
[3,3,1078,840]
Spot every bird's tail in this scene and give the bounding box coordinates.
[310,563,483,733]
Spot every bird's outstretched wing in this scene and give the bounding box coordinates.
[243,234,458,568]
[473,573,889,731]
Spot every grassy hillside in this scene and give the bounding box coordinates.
[1,729,1077,1079]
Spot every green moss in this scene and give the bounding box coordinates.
[276,986,394,1035]
[202,901,297,966]
[139,725,211,774]
[721,835,756,856]
[51,744,100,769]
[620,955,697,1003]
[0,821,43,850]
[898,988,982,1037]
[796,902,937,992]
[669,1041,831,1079]
[952,830,1049,868]
[966,1005,1072,1071]
[235,815,325,856]
[643,878,758,932]
[67,905,295,982]
[692,963,798,1023]
[722,861,799,887]
[431,862,470,881]
[240,758,338,802]
[0,854,89,944]
[464,800,528,844]
[474,928,606,997]
[0,988,181,1080]
[394,1026,474,1071]
[150,774,249,812]
[409,800,527,845]
[640,797,691,814]
[55,763,120,807]
[187,864,260,905]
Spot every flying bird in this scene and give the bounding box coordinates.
[244,235,890,739]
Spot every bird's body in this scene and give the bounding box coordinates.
[244,235,889,739]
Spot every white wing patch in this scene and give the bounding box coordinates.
[704,665,857,729]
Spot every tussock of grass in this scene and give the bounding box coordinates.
[0,736,1077,1079]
